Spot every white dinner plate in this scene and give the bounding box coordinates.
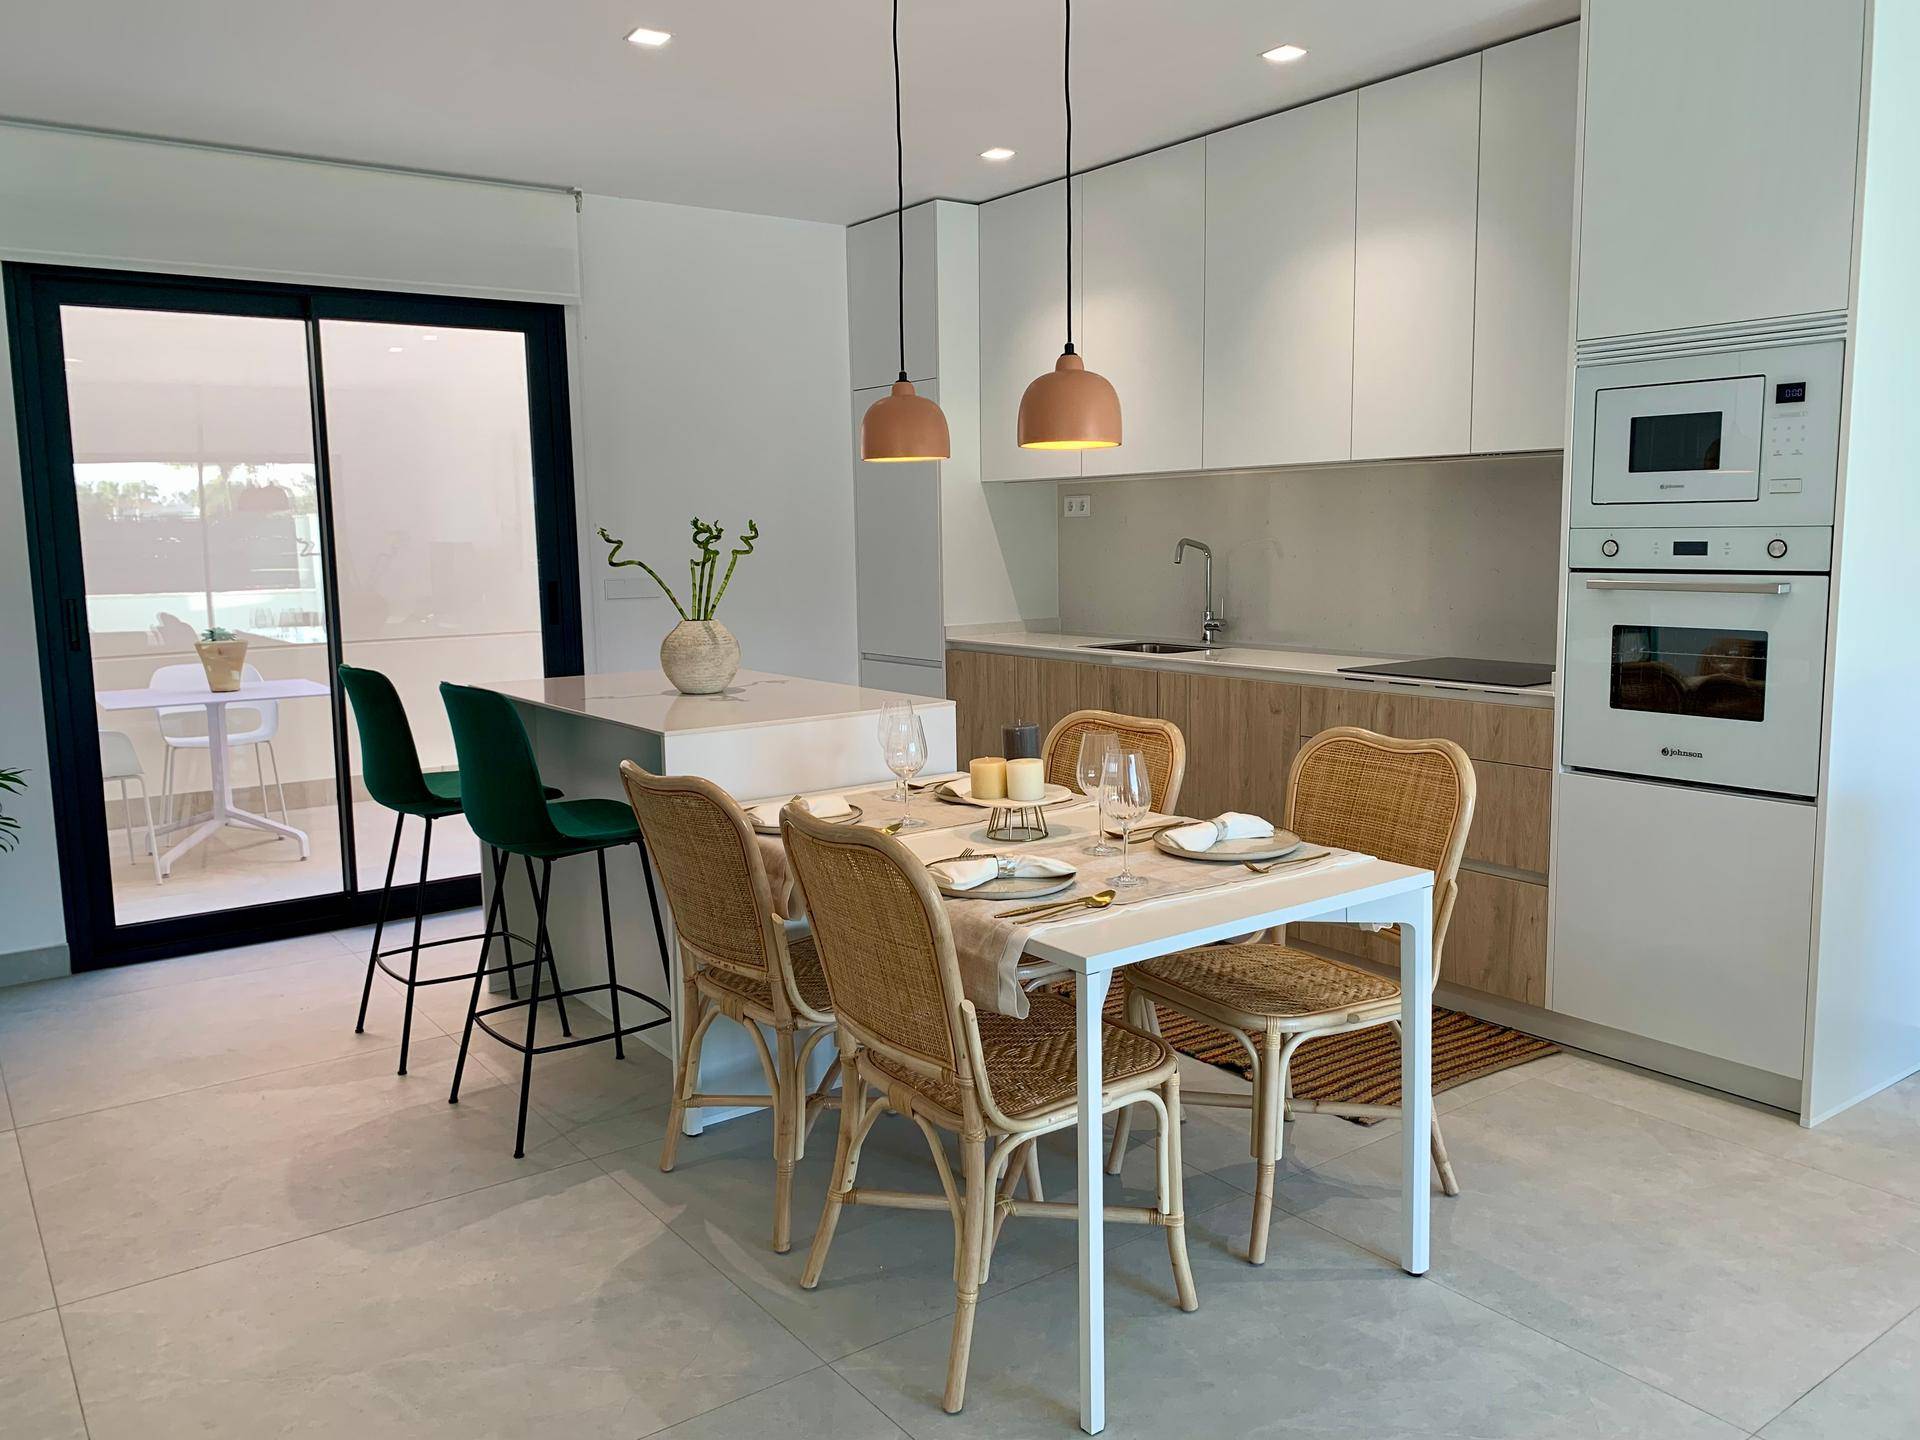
[936,778,1078,809]
[1152,829,1304,863]
[936,873,1076,901]
[749,803,863,837]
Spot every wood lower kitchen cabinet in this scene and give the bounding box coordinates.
[947,646,1554,1008]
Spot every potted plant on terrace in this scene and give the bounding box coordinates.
[597,517,759,695]
[195,625,248,692]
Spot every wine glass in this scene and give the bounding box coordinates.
[878,703,929,830]
[1075,729,1120,856]
[1102,748,1151,889]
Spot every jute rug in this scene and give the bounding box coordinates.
[1058,981,1556,1121]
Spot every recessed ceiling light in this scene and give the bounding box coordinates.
[420,332,438,341]
[625,26,671,47]
[388,346,405,354]
[1261,43,1308,64]
[980,147,1016,162]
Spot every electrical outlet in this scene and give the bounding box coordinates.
[1063,493,1091,519]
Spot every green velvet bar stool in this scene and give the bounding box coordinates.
[440,681,673,1158]
[339,664,563,1076]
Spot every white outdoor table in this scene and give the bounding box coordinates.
[94,677,331,877]
[897,815,1435,1435]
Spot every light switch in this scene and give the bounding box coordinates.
[604,573,661,601]
[1063,493,1091,519]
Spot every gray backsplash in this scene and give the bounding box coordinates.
[1056,454,1562,661]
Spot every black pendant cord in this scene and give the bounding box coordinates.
[1063,0,1074,354]
[893,0,908,384]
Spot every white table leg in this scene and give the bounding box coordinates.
[1076,965,1114,1434]
[156,702,311,873]
[1399,887,1434,1275]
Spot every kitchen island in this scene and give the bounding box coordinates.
[475,668,956,1133]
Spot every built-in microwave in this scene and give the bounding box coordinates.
[1569,339,1843,532]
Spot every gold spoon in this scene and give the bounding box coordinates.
[1243,850,1331,875]
[998,888,1117,922]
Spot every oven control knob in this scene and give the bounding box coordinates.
[1767,537,1789,559]
[1600,538,1620,558]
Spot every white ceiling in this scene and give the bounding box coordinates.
[1,0,1577,225]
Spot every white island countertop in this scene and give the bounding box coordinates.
[479,668,957,737]
[946,628,1556,706]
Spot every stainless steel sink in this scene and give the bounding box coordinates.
[1081,640,1214,655]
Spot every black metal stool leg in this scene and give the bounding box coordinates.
[513,855,554,1159]
[597,848,625,1059]
[491,845,520,1000]
[397,815,434,1075]
[355,812,404,1033]
[546,904,573,1039]
[637,837,672,1000]
[449,845,510,1106]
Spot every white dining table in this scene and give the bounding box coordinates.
[896,807,1435,1435]
[95,677,331,878]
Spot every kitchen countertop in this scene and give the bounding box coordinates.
[945,629,1556,706]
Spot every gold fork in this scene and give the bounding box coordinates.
[1243,850,1332,875]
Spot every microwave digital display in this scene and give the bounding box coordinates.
[1628,411,1723,473]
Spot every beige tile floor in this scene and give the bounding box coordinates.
[107,799,482,926]
[1,914,1917,1438]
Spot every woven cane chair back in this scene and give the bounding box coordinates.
[1041,709,1187,814]
[781,807,968,1076]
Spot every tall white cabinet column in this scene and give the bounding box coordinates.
[847,201,1059,694]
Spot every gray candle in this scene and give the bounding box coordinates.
[1003,721,1040,760]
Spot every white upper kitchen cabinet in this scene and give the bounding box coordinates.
[1352,54,1483,462]
[978,178,1082,482]
[1472,24,1578,454]
[1079,140,1206,477]
[851,382,944,665]
[1577,0,1866,340]
[1204,93,1358,471]
[848,202,938,389]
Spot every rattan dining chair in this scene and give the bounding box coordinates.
[1041,708,1187,815]
[782,806,1197,1414]
[1107,726,1477,1265]
[618,762,839,1253]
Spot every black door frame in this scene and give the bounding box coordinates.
[5,262,583,970]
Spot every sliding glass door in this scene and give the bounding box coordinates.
[7,265,581,968]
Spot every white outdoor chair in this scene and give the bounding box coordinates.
[99,729,163,884]
[150,662,290,826]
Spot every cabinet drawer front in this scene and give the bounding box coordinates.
[1291,869,1546,1007]
[1297,684,1552,769]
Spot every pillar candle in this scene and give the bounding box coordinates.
[1005,757,1045,802]
[969,756,1008,801]
[1002,721,1041,759]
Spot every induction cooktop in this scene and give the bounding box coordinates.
[1337,656,1555,688]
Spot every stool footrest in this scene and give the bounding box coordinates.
[469,983,671,1056]
[373,932,543,989]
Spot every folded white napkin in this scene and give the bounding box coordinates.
[749,792,852,828]
[931,854,1077,890]
[1162,811,1276,853]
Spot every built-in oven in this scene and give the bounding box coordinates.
[1562,529,1830,798]
[1569,338,1843,532]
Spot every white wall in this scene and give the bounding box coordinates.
[1805,0,1920,1122]
[575,194,857,684]
[1055,455,1563,660]
[0,322,69,981]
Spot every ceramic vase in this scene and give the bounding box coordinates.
[660,619,740,695]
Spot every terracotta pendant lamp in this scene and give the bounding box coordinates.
[861,0,951,462]
[1017,0,1120,451]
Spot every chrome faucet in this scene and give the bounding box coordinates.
[1172,538,1225,646]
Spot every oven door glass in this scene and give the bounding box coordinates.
[1562,572,1828,797]
[1610,625,1768,723]
[1592,376,1764,505]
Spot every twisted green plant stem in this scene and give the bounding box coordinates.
[711,519,759,614]
[597,526,689,620]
